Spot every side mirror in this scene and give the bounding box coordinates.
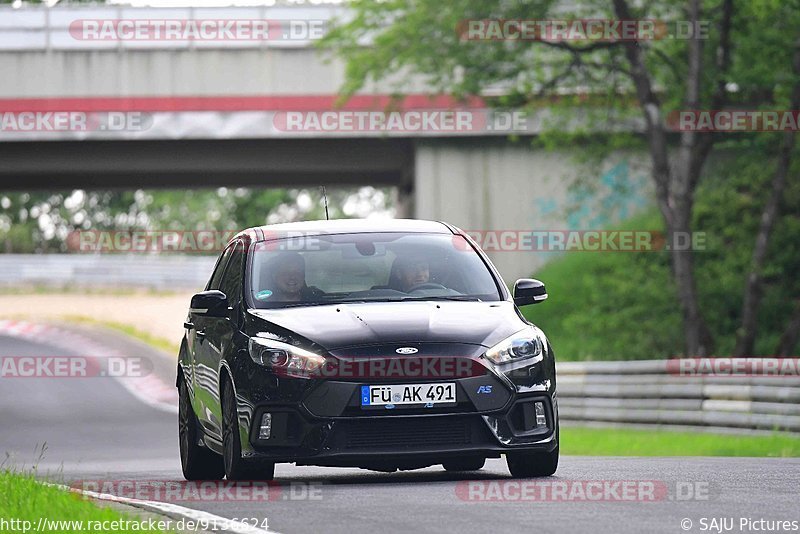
[190,290,229,317]
[513,279,548,306]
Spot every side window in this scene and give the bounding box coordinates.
[206,245,234,291]
[220,240,244,307]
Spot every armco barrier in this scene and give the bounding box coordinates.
[0,254,216,290]
[555,360,800,433]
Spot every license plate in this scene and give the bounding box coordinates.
[361,383,456,407]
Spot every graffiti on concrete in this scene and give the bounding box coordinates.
[534,159,650,230]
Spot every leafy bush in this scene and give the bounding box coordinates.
[523,151,800,360]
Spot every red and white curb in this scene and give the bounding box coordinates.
[0,319,177,414]
[47,482,279,534]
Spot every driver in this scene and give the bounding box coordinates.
[267,252,323,302]
[396,256,431,292]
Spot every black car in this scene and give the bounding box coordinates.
[177,219,558,480]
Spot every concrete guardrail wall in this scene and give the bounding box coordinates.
[556,360,800,433]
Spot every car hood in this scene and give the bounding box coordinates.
[247,301,525,351]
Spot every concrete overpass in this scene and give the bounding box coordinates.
[0,4,652,280]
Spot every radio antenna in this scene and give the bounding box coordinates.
[321,186,330,220]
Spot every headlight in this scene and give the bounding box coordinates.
[484,326,545,365]
[248,337,326,378]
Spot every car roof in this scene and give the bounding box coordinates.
[237,219,455,242]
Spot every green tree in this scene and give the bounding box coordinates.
[322,0,800,356]
[0,187,394,253]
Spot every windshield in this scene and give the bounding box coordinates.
[247,232,501,308]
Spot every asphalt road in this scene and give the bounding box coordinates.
[2,328,799,534]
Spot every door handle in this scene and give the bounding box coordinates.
[184,322,194,330]
[195,330,206,340]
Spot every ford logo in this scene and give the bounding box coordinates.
[395,347,418,354]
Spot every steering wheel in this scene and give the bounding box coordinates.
[407,282,448,292]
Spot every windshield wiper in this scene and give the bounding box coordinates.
[265,301,344,309]
[275,299,373,308]
[386,296,483,302]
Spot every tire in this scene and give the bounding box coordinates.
[506,446,559,478]
[179,378,225,481]
[442,456,486,472]
[222,378,275,481]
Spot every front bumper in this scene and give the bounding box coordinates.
[232,343,558,466]
[240,393,558,466]
[248,406,558,468]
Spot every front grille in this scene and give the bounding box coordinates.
[336,416,475,450]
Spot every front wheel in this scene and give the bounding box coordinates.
[506,447,559,478]
[179,378,224,481]
[222,378,275,481]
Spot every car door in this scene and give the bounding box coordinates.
[199,239,246,440]
[189,244,233,438]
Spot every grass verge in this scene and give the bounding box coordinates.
[562,426,800,457]
[62,315,179,356]
[0,470,169,533]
